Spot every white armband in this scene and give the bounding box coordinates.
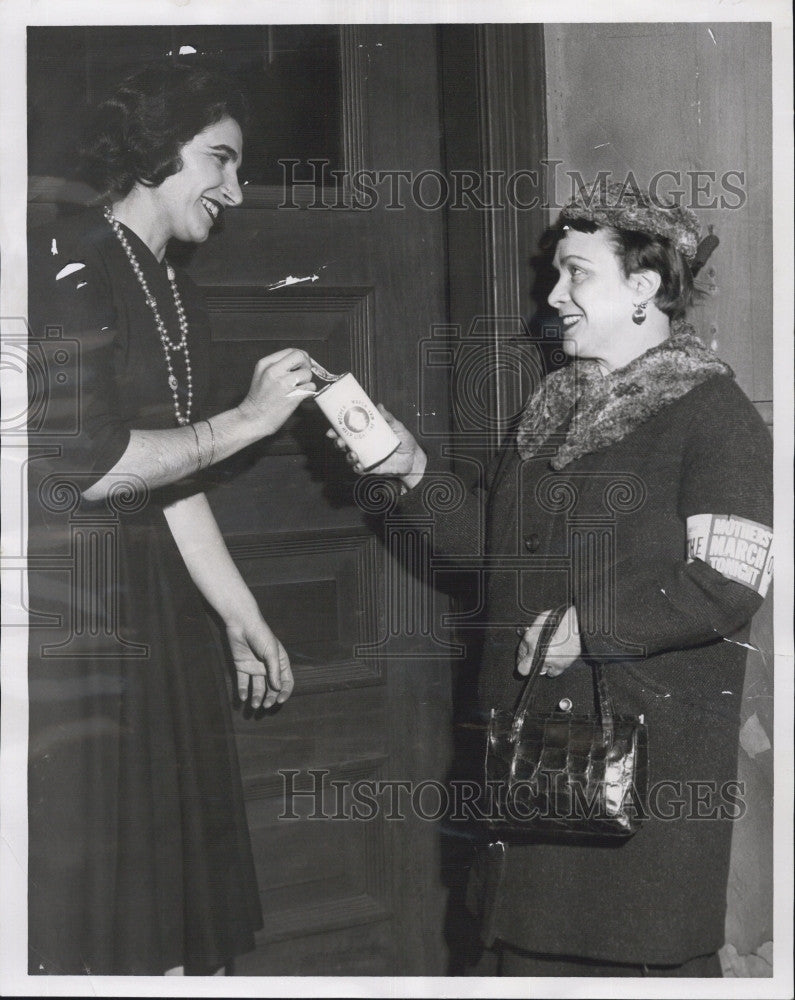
[687,514,773,598]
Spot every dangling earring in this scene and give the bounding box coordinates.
[632,300,648,325]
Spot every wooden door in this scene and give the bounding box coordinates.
[181,25,453,975]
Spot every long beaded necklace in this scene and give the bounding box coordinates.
[103,205,193,426]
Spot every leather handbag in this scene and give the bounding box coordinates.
[483,609,648,839]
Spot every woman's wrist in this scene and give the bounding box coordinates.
[229,400,274,444]
[233,380,299,440]
[190,418,216,470]
[221,591,261,631]
[196,405,266,468]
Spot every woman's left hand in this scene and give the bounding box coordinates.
[226,617,295,710]
[516,605,582,678]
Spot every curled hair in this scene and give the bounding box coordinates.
[80,63,249,197]
[546,217,696,321]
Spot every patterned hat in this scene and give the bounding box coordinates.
[559,181,702,261]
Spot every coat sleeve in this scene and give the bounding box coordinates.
[29,231,131,490]
[578,379,773,661]
[395,445,508,557]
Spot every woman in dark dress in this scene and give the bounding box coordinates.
[330,183,773,976]
[27,65,315,975]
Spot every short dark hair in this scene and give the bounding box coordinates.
[546,217,696,321]
[80,63,249,197]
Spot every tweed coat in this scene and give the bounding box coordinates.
[400,372,772,965]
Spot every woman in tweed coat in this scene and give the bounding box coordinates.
[331,183,773,976]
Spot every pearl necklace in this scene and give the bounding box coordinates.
[103,206,193,426]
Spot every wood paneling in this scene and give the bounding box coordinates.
[204,285,374,458]
[440,25,548,460]
[228,532,383,690]
[245,757,391,934]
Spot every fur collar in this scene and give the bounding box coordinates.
[516,324,733,469]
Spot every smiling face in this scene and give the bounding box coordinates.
[548,227,647,372]
[149,115,244,248]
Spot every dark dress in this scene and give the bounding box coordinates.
[27,209,263,975]
[400,369,772,970]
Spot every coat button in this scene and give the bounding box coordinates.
[523,533,540,552]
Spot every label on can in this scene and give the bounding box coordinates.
[315,372,400,470]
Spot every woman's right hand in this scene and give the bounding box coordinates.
[238,348,316,436]
[327,404,427,485]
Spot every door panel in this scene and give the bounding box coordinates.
[204,284,376,461]
[240,756,391,943]
[229,531,383,691]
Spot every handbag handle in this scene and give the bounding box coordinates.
[512,606,616,747]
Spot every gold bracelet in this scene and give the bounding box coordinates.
[190,423,203,471]
[205,419,216,467]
